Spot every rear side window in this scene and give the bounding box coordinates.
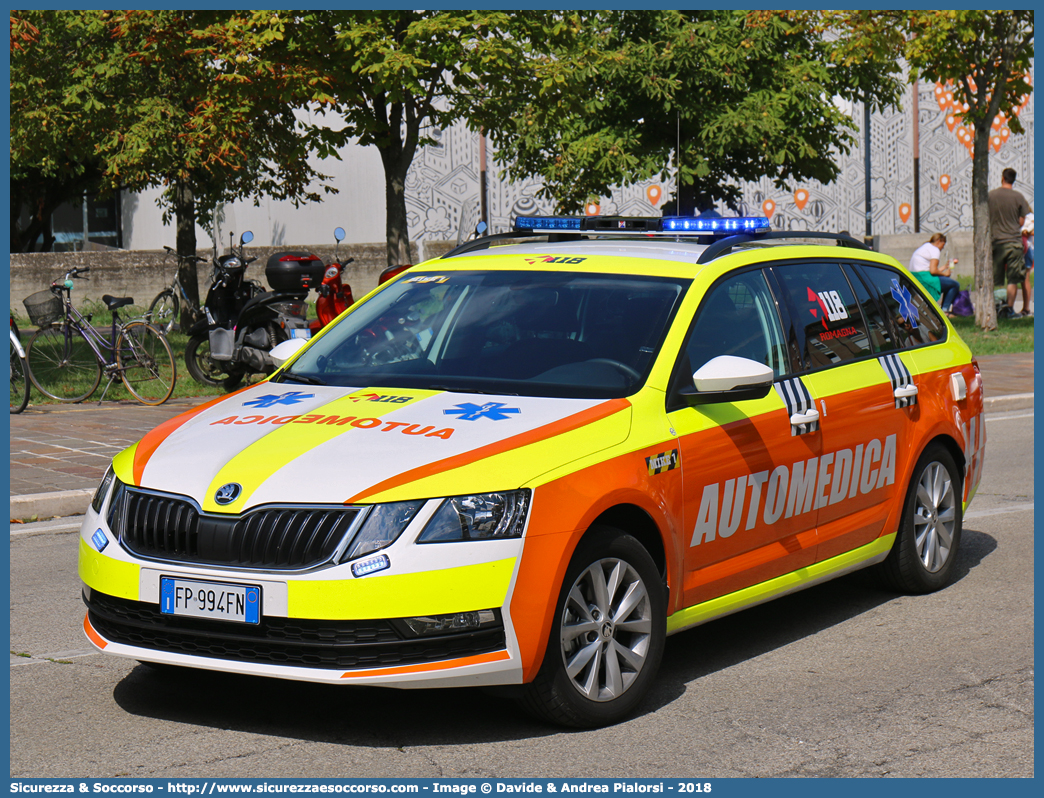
[859,265,948,349]
[770,262,873,368]
[843,263,896,353]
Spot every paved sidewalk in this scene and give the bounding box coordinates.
[8,352,1034,520]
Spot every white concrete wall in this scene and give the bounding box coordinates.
[121,108,388,252]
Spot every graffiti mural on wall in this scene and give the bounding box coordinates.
[406,74,1033,242]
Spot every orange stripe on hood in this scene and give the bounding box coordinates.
[346,397,631,504]
[133,385,254,485]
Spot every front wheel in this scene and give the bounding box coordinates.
[185,334,243,389]
[520,526,666,728]
[117,322,176,405]
[26,323,102,402]
[148,290,180,334]
[10,336,30,413]
[876,443,963,593]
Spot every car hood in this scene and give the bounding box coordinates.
[113,383,633,514]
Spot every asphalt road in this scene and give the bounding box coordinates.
[9,407,1033,779]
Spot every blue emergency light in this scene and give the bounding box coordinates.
[513,214,770,236]
[513,216,583,231]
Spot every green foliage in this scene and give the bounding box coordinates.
[222,10,521,263]
[469,11,907,213]
[10,10,338,251]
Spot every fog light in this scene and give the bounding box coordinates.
[402,609,497,636]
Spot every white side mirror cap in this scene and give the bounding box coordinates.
[270,338,308,365]
[693,355,773,393]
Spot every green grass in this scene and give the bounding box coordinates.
[949,313,1034,356]
[951,276,1034,355]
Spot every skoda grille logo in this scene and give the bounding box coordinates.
[215,483,242,505]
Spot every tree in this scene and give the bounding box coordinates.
[466,11,906,215]
[11,10,339,324]
[824,11,1033,330]
[228,10,518,266]
[904,12,1033,331]
[10,12,105,252]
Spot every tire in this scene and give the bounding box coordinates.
[876,443,963,593]
[519,526,666,728]
[117,322,176,405]
[148,290,180,335]
[25,323,102,402]
[10,337,30,413]
[185,334,243,389]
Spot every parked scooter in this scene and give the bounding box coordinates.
[311,227,355,334]
[184,231,320,390]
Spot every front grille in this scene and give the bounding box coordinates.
[110,488,360,570]
[86,590,506,671]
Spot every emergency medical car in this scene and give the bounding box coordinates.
[80,215,985,727]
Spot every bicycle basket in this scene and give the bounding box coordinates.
[23,290,63,327]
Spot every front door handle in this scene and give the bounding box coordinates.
[894,384,918,399]
[790,408,820,426]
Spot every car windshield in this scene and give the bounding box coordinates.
[276,270,689,398]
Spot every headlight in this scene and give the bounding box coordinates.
[91,466,117,514]
[341,499,426,561]
[417,490,530,543]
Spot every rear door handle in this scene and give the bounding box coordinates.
[894,384,918,399]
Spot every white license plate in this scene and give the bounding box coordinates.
[291,328,312,339]
[160,577,261,624]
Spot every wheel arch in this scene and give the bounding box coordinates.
[590,503,668,583]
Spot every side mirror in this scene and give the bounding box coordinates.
[679,355,774,405]
[334,227,346,242]
[240,231,254,245]
[270,337,308,366]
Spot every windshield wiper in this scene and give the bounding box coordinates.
[278,372,326,386]
[430,384,518,396]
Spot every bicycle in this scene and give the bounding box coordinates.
[147,246,209,334]
[10,314,30,414]
[23,267,177,405]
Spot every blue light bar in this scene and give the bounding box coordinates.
[661,216,771,234]
[513,216,583,232]
[513,214,771,236]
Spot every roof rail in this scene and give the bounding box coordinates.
[697,231,870,264]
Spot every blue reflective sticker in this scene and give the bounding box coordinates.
[91,529,108,552]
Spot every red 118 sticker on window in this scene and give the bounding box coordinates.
[807,287,849,327]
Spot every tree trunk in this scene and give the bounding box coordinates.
[174,180,202,328]
[971,123,996,331]
[383,161,414,266]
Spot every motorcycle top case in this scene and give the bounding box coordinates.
[266,251,325,291]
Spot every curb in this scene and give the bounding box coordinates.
[983,392,1034,411]
[8,394,1034,523]
[9,489,94,522]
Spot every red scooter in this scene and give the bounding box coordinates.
[311,226,355,334]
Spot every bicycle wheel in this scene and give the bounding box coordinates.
[117,321,176,405]
[26,323,102,402]
[10,336,30,413]
[148,289,180,334]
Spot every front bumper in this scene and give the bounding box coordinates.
[78,500,527,689]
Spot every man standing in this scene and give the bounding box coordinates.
[989,168,1033,318]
